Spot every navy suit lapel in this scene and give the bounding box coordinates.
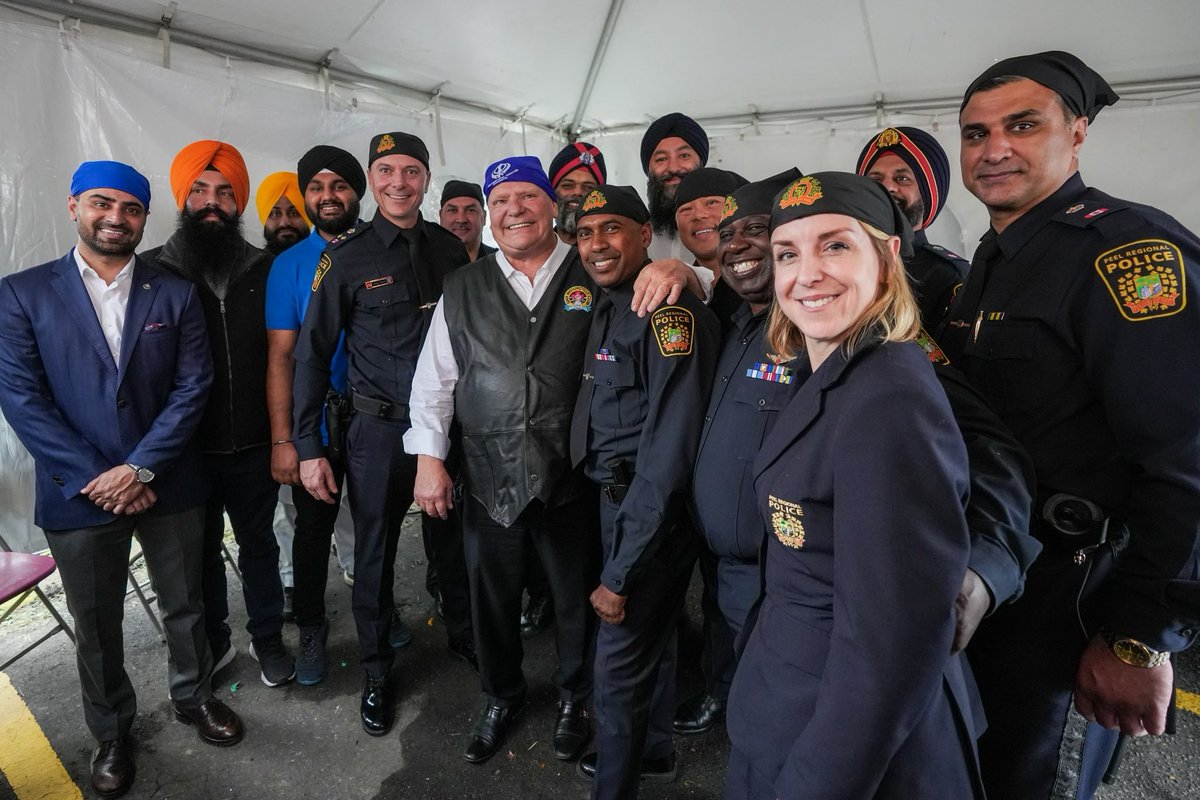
[50,252,116,372]
[118,258,159,381]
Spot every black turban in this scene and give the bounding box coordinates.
[673,167,747,211]
[548,141,607,189]
[297,145,366,199]
[577,185,649,225]
[962,50,1119,122]
[855,127,950,229]
[640,112,709,174]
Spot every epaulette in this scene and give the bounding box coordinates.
[925,243,967,263]
[1053,200,1131,228]
[326,224,369,249]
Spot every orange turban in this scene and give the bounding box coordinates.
[169,140,250,214]
[255,171,311,226]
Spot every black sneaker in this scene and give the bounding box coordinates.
[296,621,329,686]
[249,635,296,687]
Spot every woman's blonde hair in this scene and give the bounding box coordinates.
[765,220,921,361]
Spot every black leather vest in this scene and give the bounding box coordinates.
[443,250,595,526]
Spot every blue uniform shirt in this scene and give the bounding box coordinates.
[265,228,349,445]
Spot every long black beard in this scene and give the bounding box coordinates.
[556,195,579,236]
[647,174,680,236]
[308,197,361,237]
[177,206,244,278]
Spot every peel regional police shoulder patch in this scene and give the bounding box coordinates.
[1094,239,1187,321]
[651,306,694,357]
[312,253,332,292]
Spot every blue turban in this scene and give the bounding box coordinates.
[70,160,151,209]
[483,156,556,202]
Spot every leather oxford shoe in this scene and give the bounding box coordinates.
[552,700,590,761]
[172,699,243,747]
[91,736,134,798]
[361,673,393,736]
[464,699,525,763]
[673,691,726,735]
[576,750,677,784]
[519,594,554,639]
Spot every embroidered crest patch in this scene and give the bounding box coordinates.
[651,306,694,357]
[779,176,822,209]
[376,134,396,154]
[1094,239,1187,321]
[720,195,738,222]
[915,328,951,365]
[875,128,901,148]
[312,253,332,292]
[768,495,806,549]
[563,285,593,311]
[582,190,606,212]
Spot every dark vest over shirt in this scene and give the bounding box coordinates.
[443,249,595,526]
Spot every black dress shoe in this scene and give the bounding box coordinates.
[361,673,393,736]
[172,699,244,747]
[91,736,134,798]
[552,700,590,761]
[673,691,726,735]
[463,700,525,763]
[447,637,479,674]
[519,594,554,639]
[576,751,677,784]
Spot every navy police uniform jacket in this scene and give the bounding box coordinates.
[939,172,1200,651]
[0,253,213,530]
[572,278,719,594]
[292,211,468,460]
[727,337,984,799]
[907,229,967,331]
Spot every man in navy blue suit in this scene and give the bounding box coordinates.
[0,161,244,798]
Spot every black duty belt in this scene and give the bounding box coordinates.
[350,390,409,421]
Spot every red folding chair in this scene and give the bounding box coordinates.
[0,551,76,671]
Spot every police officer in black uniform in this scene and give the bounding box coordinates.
[857,125,967,330]
[942,51,1200,800]
[293,131,469,736]
[569,185,719,799]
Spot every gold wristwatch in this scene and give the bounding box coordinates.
[1099,630,1171,668]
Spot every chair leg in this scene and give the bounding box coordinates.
[32,586,74,644]
[222,541,245,586]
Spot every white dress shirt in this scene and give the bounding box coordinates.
[404,238,574,460]
[74,246,135,364]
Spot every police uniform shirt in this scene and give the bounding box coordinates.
[907,229,967,331]
[939,172,1200,650]
[292,210,468,460]
[575,278,719,594]
[692,303,805,562]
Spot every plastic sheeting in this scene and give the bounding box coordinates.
[1,11,1198,549]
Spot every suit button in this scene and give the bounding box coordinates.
[117,399,129,408]
[721,376,728,382]
[606,379,613,385]
[530,316,537,323]
[530,474,539,482]
[529,418,536,426]
[758,398,766,406]
[52,475,64,486]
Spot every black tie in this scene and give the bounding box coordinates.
[570,292,613,467]
[939,232,1000,360]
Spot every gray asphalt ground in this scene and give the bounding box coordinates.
[1,511,1196,799]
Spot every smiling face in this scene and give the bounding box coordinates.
[369,154,429,228]
[304,170,360,237]
[487,181,557,262]
[676,194,726,264]
[69,187,147,259]
[440,197,485,246]
[959,78,1087,232]
[772,213,892,369]
[719,213,773,308]
[864,153,925,230]
[576,213,651,289]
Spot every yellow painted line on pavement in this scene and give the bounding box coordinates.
[0,671,82,800]
[1178,688,1200,718]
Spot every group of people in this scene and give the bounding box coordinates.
[0,48,1196,800]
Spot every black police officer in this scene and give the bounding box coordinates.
[569,185,719,799]
[293,131,469,736]
[943,51,1200,799]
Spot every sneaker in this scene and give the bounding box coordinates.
[389,606,413,649]
[282,587,295,623]
[249,636,296,687]
[211,639,236,685]
[296,621,329,686]
[343,570,355,587]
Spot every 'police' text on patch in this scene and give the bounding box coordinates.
[652,306,694,357]
[768,495,806,549]
[312,253,332,292]
[1094,239,1187,321]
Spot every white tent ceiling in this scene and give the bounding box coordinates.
[10,0,1200,135]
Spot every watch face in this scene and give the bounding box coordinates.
[136,467,155,483]
[1114,639,1151,667]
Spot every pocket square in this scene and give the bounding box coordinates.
[143,321,168,332]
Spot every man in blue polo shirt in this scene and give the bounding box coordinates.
[265,145,374,684]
